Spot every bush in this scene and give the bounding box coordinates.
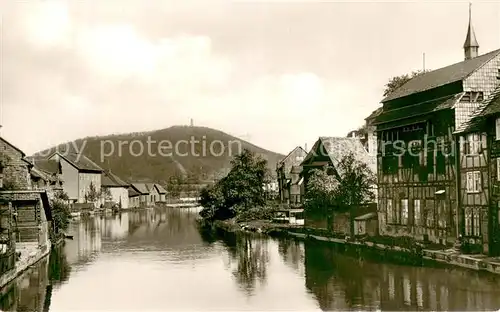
[235,206,279,222]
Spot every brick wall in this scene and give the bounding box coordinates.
[0,139,30,190]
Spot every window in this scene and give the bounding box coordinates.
[426,200,434,227]
[473,211,480,236]
[414,199,421,226]
[387,199,394,223]
[465,208,481,236]
[401,199,409,225]
[465,133,481,155]
[497,158,500,181]
[465,210,472,236]
[466,171,482,193]
[496,118,500,140]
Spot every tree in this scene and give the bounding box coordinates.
[84,182,100,207]
[223,149,268,211]
[303,167,338,231]
[333,153,376,209]
[50,190,71,240]
[304,152,376,233]
[383,70,429,97]
[101,187,112,202]
[199,149,268,221]
[167,174,183,198]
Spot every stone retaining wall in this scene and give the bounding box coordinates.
[0,241,51,288]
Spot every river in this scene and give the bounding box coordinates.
[1,207,500,311]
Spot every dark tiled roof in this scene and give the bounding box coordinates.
[131,183,149,194]
[155,184,167,194]
[58,153,103,172]
[374,93,462,126]
[382,49,500,102]
[34,159,60,175]
[128,186,141,197]
[102,170,129,187]
[455,86,500,133]
[365,107,383,124]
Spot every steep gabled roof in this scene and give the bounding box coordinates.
[278,146,307,166]
[33,159,60,175]
[128,185,141,197]
[131,183,149,194]
[302,137,376,175]
[0,137,26,157]
[374,93,463,126]
[102,170,129,187]
[455,85,500,133]
[382,49,500,102]
[52,152,103,172]
[155,184,167,194]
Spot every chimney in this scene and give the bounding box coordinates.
[304,143,308,153]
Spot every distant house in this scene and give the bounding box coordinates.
[48,152,103,204]
[301,137,377,201]
[155,184,167,202]
[128,184,142,208]
[101,170,130,209]
[0,137,33,190]
[146,183,159,204]
[29,158,63,198]
[276,146,307,205]
[130,183,150,206]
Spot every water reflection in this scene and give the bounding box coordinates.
[0,244,71,312]
[65,217,102,267]
[277,238,305,275]
[3,207,500,311]
[218,232,270,296]
[304,241,500,311]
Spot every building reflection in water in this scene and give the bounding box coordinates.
[0,244,71,312]
[64,216,102,266]
[100,213,129,240]
[304,241,500,311]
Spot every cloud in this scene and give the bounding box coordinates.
[2,0,499,156]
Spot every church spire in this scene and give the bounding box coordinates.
[463,2,479,60]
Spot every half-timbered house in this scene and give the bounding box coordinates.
[276,146,307,205]
[454,86,500,255]
[373,9,500,246]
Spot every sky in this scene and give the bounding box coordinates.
[1,0,500,155]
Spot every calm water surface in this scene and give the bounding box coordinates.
[1,207,500,311]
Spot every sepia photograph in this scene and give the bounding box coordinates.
[1,0,500,311]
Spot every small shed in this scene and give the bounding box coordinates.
[353,212,378,237]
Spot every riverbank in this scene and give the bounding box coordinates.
[205,218,500,275]
[0,241,51,289]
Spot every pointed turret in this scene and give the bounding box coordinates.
[464,3,479,60]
